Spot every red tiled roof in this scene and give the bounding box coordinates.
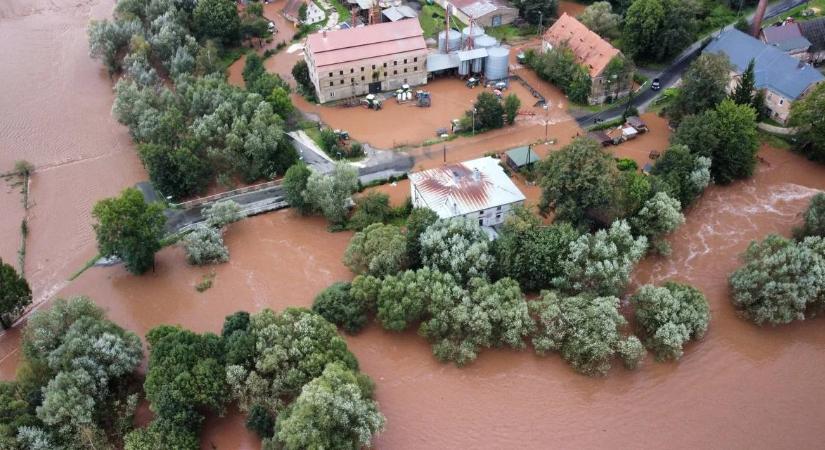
[543,13,620,77]
[306,20,426,68]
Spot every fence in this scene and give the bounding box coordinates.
[171,180,282,210]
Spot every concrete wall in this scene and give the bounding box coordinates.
[410,184,523,227]
[306,49,429,103]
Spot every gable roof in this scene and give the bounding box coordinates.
[542,13,620,77]
[382,5,417,22]
[449,0,514,19]
[704,28,824,100]
[799,17,825,52]
[306,20,426,68]
[505,146,540,168]
[762,22,812,51]
[409,157,525,218]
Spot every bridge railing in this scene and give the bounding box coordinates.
[171,180,282,210]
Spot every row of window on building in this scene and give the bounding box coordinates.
[326,57,420,78]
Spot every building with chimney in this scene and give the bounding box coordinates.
[409,157,525,227]
[705,28,824,123]
[303,20,428,103]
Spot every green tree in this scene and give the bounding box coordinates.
[303,162,359,227]
[267,86,294,118]
[650,144,712,207]
[419,218,494,283]
[193,0,240,45]
[731,58,756,106]
[673,99,758,184]
[555,220,647,297]
[291,60,315,99]
[632,282,710,361]
[405,207,438,269]
[471,92,504,130]
[631,192,684,254]
[312,282,371,334]
[87,18,143,75]
[92,188,166,275]
[138,143,211,200]
[789,82,825,162]
[492,207,580,291]
[579,1,621,39]
[512,0,557,25]
[622,0,666,60]
[530,292,645,375]
[343,223,407,277]
[0,381,37,448]
[795,192,825,239]
[539,137,616,226]
[225,308,358,413]
[729,235,825,325]
[420,277,534,366]
[283,163,313,214]
[503,93,521,125]
[376,268,462,332]
[348,192,392,231]
[0,259,31,329]
[667,53,733,123]
[243,53,265,85]
[275,363,385,450]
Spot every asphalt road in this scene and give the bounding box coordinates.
[574,0,808,128]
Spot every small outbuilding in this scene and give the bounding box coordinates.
[586,130,612,146]
[504,146,540,171]
[625,116,648,133]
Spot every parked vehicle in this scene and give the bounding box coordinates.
[651,78,661,91]
[466,77,479,88]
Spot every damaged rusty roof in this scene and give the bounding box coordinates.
[409,157,525,218]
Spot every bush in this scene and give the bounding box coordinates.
[348,192,391,231]
[405,207,438,269]
[729,235,825,325]
[530,291,643,376]
[631,282,710,361]
[794,192,825,239]
[183,226,229,265]
[615,158,638,172]
[282,163,312,214]
[312,282,369,334]
[343,223,407,277]
[204,199,243,228]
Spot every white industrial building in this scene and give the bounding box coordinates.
[409,157,525,227]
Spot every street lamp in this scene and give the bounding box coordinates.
[542,103,549,142]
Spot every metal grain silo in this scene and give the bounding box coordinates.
[461,26,485,48]
[484,46,509,81]
[474,34,497,49]
[458,59,470,76]
[438,29,461,52]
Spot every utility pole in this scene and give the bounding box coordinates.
[538,11,543,36]
[443,144,447,162]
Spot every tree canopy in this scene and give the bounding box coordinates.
[667,53,733,123]
[632,282,710,360]
[193,0,240,45]
[343,223,408,277]
[419,218,494,283]
[92,188,166,275]
[789,81,825,162]
[0,259,31,329]
[729,235,825,325]
[579,1,621,39]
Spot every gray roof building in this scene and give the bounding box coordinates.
[799,17,825,53]
[704,29,824,100]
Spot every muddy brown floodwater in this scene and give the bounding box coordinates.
[3,0,825,448]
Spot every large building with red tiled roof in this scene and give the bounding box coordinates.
[304,20,428,103]
[542,13,633,104]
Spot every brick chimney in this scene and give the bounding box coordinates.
[751,0,768,37]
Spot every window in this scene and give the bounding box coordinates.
[329,72,333,77]
[394,61,397,66]
[779,99,784,105]
[384,72,387,77]
[478,219,483,226]
[340,80,344,84]
[361,76,365,81]
[329,81,333,87]
[350,68,354,73]
[404,78,407,83]
[496,206,501,211]
[331,92,334,97]
[496,213,501,220]
[383,62,387,68]
[372,64,376,69]
[414,57,418,62]
[351,78,354,83]
[361,67,364,72]
[404,58,407,64]
[339,70,343,75]
[393,70,397,75]
[404,68,407,73]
